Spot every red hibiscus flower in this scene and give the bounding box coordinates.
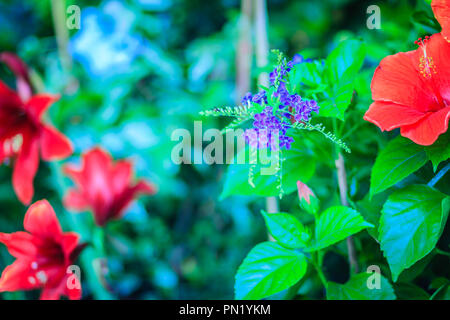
[0,53,73,204]
[363,0,450,146]
[63,147,156,226]
[0,200,84,300]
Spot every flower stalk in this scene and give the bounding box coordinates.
[335,152,359,273]
[428,162,450,188]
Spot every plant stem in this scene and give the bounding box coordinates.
[236,0,253,102]
[253,0,279,222]
[315,265,328,289]
[311,253,328,289]
[50,0,72,71]
[254,0,269,87]
[436,248,450,257]
[335,152,359,273]
[428,162,450,188]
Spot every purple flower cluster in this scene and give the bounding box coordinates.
[242,54,319,150]
[241,91,268,106]
[269,53,312,86]
[244,107,293,150]
[294,99,320,122]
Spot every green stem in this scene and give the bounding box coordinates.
[436,248,450,257]
[334,126,358,273]
[428,162,450,188]
[311,253,328,290]
[50,0,72,71]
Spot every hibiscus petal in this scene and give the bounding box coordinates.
[0,53,30,81]
[421,33,450,102]
[23,200,63,238]
[63,164,84,187]
[83,148,114,195]
[61,232,80,260]
[12,137,39,205]
[0,232,37,259]
[0,53,32,101]
[82,148,115,219]
[134,180,157,195]
[111,160,132,195]
[113,180,156,220]
[400,106,450,145]
[39,266,82,300]
[0,80,22,108]
[66,284,82,300]
[40,125,73,161]
[371,51,437,112]
[0,260,40,292]
[363,101,429,131]
[63,273,82,300]
[40,281,65,300]
[432,0,450,42]
[63,189,89,212]
[25,94,59,120]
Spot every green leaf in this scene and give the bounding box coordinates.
[327,273,396,300]
[397,251,436,283]
[370,136,428,197]
[261,211,310,249]
[412,10,440,31]
[220,133,315,199]
[289,60,325,94]
[430,278,450,300]
[306,206,373,251]
[394,283,431,300]
[379,185,450,281]
[431,284,450,300]
[424,130,450,171]
[319,39,366,120]
[356,192,389,240]
[234,242,308,300]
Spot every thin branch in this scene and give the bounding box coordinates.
[236,0,253,102]
[254,0,269,87]
[254,1,278,240]
[428,162,450,188]
[50,0,72,71]
[335,152,359,273]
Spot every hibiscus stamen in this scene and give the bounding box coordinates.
[36,270,47,284]
[419,55,437,79]
[3,134,23,156]
[12,134,23,153]
[414,36,430,48]
[415,36,437,79]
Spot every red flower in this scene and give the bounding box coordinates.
[0,200,83,300]
[363,0,450,146]
[63,147,156,226]
[0,53,73,204]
